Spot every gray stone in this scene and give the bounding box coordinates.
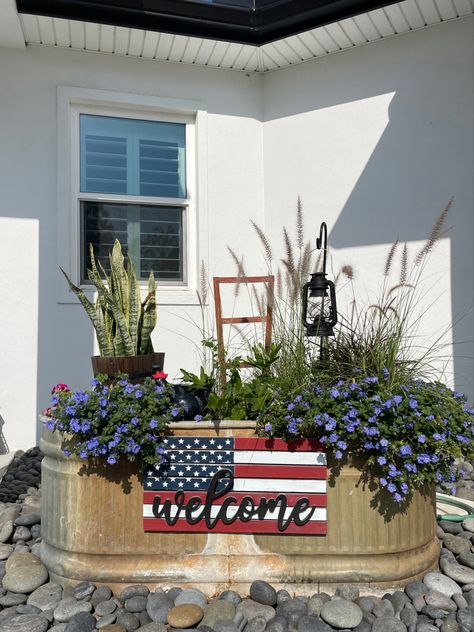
[126,596,148,613]
[0,614,50,632]
[276,590,292,605]
[49,625,67,632]
[167,587,183,602]
[175,589,208,609]
[0,519,14,543]
[136,625,168,632]
[12,527,31,543]
[276,598,308,624]
[308,596,327,617]
[463,519,474,533]
[96,613,118,628]
[458,553,474,570]
[13,545,31,554]
[116,609,141,631]
[91,585,113,606]
[73,581,95,600]
[388,592,409,616]
[15,513,41,527]
[0,592,28,606]
[214,620,238,632]
[246,615,267,632]
[456,489,474,502]
[439,522,463,535]
[3,554,49,594]
[53,597,93,622]
[463,587,474,597]
[121,586,150,601]
[373,600,395,618]
[441,563,474,585]
[30,524,41,539]
[64,611,96,632]
[146,594,174,623]
[220,591,242,606]
[441,620,460,632]
[250,581,277,607]
[265,615,289,632]
[407,583,429,601]
[443,536,472,556]
[139,610,152,626]
[353,622,372,632]
[95,612,117,630]
[15,604,41,614]
[202,600,236,628]
[96,599,119,616]
[424,573,463,597]
[452,594,468,610]
[416,624,438,632]
[422,605,447,620]
[413,597,427,613]
[424,592,457,613]
[239,599,277,623]
[0,543,14,559]
[371,618,407,632]
[297,615,333,632]
[336,586,360,602]
[27,582,63,611]
[456,607,474,630]
[401,605,418,627]
[320,600,363,629]
[357,598,376,614]
[363,612,375,624]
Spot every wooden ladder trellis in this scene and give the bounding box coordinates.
[213,275,275,387]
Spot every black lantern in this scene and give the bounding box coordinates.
[302,223,338,344]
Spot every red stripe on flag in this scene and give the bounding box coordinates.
[143,517,327,535]
[234,437,324,452]
[234,464,326,479]
[144,491,327,506]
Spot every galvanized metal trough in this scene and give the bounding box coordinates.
[39,421,439,595]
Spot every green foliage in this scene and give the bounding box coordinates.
[180,342,281,421]
[61,240,157,356]
[45,375,180,467]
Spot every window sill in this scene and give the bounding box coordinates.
[58,287,204,306]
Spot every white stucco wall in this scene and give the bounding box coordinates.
[263,17,474,402]
[0,16,472,452]
[0,45,264,451]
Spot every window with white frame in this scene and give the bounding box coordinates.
[77,110,190,285]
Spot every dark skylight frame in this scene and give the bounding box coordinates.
[17,0,396,46]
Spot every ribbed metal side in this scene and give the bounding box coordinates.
[39,423,439,591]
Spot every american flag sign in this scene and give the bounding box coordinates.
[143,436,327,535]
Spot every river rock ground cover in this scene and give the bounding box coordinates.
[0,450,472,632]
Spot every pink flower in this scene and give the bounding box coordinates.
[51,383,70,394]
[152,371,168,380]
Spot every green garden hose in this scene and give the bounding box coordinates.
[436,493,474,521]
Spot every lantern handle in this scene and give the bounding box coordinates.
[316,222,328,275]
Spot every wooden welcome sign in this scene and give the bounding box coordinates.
[143,436,327,535]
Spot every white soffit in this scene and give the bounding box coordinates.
[18,0,474,72]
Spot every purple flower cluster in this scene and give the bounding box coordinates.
[260,373,474,504]
[44,374,182,468]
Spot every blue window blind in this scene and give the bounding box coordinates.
[80,115,186,198]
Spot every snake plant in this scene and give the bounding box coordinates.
[61,240,157,356]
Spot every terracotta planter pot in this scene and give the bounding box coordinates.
[39,420,439,594]
[91,353,165,382]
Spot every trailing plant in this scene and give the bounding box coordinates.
[258,372,474,503]
[44,374,183,467]
[61,240,157,357]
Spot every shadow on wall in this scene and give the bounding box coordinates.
[263,20,473,401]
[329,90,473,400]
[0,416,9,455]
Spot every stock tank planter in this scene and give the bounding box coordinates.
[40,420,439,595]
